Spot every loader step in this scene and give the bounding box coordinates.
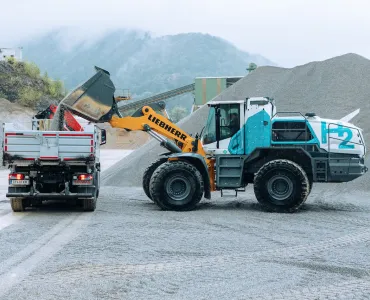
[216,155,245,189]
[220,187,246,198]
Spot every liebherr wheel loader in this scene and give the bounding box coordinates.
[61,66,368,213]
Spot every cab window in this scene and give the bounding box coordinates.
[219,104,240,140]
[202,107,216,145]
[202,104,240,145]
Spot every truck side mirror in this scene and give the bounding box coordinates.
[100,129,107,145]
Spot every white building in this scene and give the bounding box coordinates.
[0,47,23,61]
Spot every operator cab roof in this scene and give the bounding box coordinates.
[208,97,272,106]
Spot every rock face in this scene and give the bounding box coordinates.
[101,53,370,189]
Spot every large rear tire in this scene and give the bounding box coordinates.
[149,161,204,211]
[142,157,168,201]
[10,198,24,212]
[253,159,309,213]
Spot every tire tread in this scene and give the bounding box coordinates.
[149,160,204,211]
[254,159,309,213]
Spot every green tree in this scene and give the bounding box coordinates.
[23,61,41,79]
[247,62,257,73]
[18,87,43,107]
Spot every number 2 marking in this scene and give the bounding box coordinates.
[321,121,354,149]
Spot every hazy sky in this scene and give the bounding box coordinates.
[1,0,369,67]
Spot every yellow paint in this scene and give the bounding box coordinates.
[109,106,216,191]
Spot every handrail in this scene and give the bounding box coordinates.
[271,111,310,150]
[327,122,365,157]
[326,122,365,176]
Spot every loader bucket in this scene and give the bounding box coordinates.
[61,66,119,123]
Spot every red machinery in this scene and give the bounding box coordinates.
[34,104,84,131]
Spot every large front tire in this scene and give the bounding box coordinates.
[253,159,309,213]
[149,161,204,211]
[142,157,168,201]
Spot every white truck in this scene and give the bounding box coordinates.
[1,120,107,212]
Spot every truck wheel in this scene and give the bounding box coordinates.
[83,190,97,212]
[83,197,96,211]
[253,159,309,213]
[142,157,168,201]
[149,161,204,211]
[10,198,24,212]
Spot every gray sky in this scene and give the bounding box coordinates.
[1,0,369,67]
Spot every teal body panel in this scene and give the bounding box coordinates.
[228,115,322,155]
[271,119,320,146]
[228,110,272,155]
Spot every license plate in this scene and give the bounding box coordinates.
[10,180,30,185]
[72,180,92,185]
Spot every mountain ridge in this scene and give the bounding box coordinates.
[22,28,276,97]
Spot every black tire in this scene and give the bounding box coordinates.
[308,178,313,195]
[253,159,309,213]
[10,198,24,212]
[149,160,204,211]
[96,171,100,198]
[83,178,98,212]
[83,195,97,211]
[142,157,168,201]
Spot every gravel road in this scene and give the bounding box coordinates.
[0,172,369,299]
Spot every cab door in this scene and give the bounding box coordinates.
[202,102,245,155]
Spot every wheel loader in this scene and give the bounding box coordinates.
[60,66,368,213]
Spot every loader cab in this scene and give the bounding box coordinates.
[201,97,276,155]
[202,100,245,154]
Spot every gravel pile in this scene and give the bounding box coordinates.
[214,53,370,142]
[101,53,370,190]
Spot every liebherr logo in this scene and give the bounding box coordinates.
[148,114,187,141]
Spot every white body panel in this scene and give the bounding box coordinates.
[202,97,366,158]
[2,123,100,163]
[303,116,365,156]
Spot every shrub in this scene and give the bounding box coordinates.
[23,61,41,79]
[42,72,65,98]
[18,86,43,108]
[6,56,16,65]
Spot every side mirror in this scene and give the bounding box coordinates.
[100,129,107,145]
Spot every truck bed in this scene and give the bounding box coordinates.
[2,124,98,163]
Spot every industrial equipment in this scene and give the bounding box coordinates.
[59,66,367,213]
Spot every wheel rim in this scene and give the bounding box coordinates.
[267,174,293,201]
[165,175,191,201]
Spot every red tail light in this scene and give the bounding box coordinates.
[9,173,25,180]
[77,174,93,181]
